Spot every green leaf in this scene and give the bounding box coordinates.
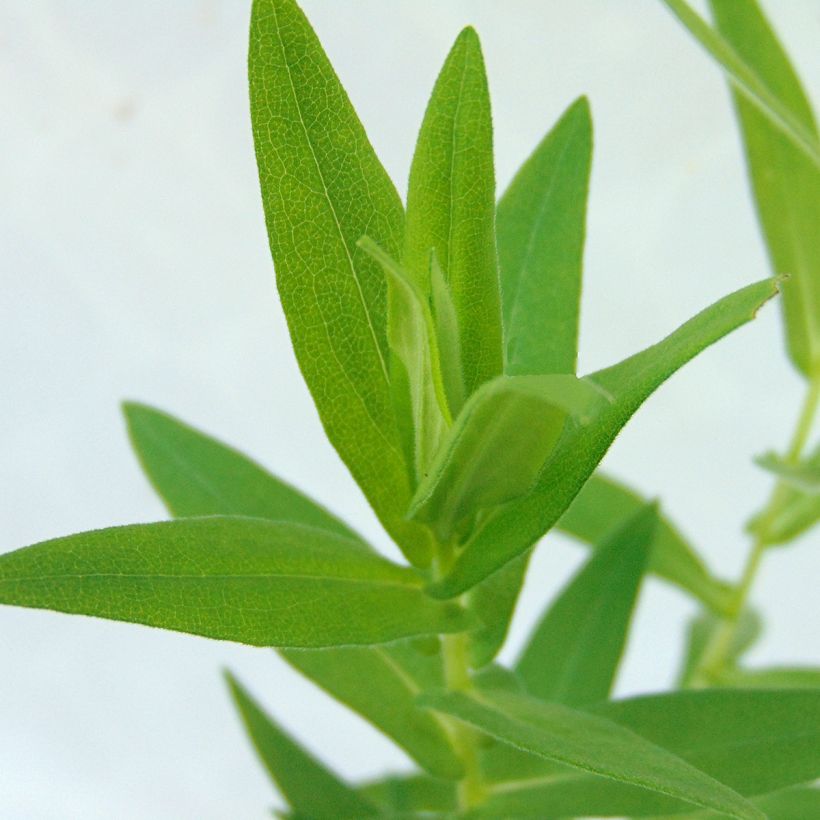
[659,0,820,173]
[358,237,451,483]
[515,504,655,706]
[404,26,503,399]
[557,472,733,613]
[708,0,820,377]
[478,688,820,817]
[646,786,820,820]
[409,374,609,543]
[0,517,472,647]
[430,277,780,597]
[357,772,457,814]
[225,672,379,818]
[748,483,820,546]
[430,249,466,416]
[281,640,463,780]
[420,688,762,819]
[756,446,820,494]
[717,665,820,689]
[497,96,592,376]
[249,0,431,566]
[123,403,359,540]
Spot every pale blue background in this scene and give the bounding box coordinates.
[1,1,818,817]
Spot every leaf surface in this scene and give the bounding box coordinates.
[404,26,502,398]
[515,504,655,705]
[717,666,820,689]
[421,688,762,819]
[357,772,457,814]
[756,446,820,494]
[497,96,592,376]
[431,278,779,597]
[249,0,430,565]
[645,786,820,820]
[0,517,471,647]
[226,672,378,818]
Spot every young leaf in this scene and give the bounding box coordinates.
[409,374,609,543]
[226,672,379,818]
[497,96,593,376]
[430,250,465,416]
[123,403,360,541]
[0,517,472,647]
[557,472,733,613]
[404,26,503,398]
[515,503,656,706]
[420,688,763,819]
[748,483,820,546]
[357,772,457,814]
[717,665,820,689]
[430,277,780,597]
[249,0,431,566]
[708,0,820,378]
[658,0,820,172]
[281,641,464,780]
[755,446,820,494]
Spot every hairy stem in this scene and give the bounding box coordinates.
[692,374,820,685]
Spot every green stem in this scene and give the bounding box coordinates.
[691,374,820,686]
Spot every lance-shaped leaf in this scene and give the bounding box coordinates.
[429,277,780,598]
[0,517,472,647]
[226,673,379,818]
[124,402,360,541]
[478,688,820,817]
[420,688,762,819]
[249,0,431,565]
[515,503,655,706]
[557,472,733,613]
[645,786,820,820]
[281,641,463,780]
[408,374,608,543]
[708,0,820,378]
[357,772,457,815]
[756,446,820,494]
[125,403,462,777]
[498,96,592,376]
[404,26,502,398]
[659,0,820,172]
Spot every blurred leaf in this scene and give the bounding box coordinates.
[717,665,820,689]
[755,446,820,494]
[497,96,592,376]
[557,472,733,613]
[515,504,656,705]
[748,483,820,546]
[249,0,431,565]
[282,640,463,780]
[404,26,502,399]
[0,517,472,647]
[357,772,457,814]
[431,277,780,597]
[226,672,378,818]
[409,374,608,543]
[421,688,762,819]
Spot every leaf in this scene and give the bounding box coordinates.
[556,472,733,613]
[748,483,820,546]
[420,688,762,819]
[755,446,820,494]
[497,96,593,376]
[281,640,463,780]
[708,0,820,377]
[646,786,820,820]
[358,237,450,483]
[0,517,472,647]
[659,0,820,173]
[409,374,609,543]
[717,665,820,689]
[249,0,431,566]
[478,688,820,817]
[404,26,503,399]
[357,772,457,814]
[515,503,656,706]
[225,672,379,818]
[430,277,780,597]
[123,403,359,540]
[430,249,465,416]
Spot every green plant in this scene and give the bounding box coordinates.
[1,0,818,817]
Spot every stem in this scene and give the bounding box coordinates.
[691,374,820,685]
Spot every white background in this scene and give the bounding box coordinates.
[1,1,819,817]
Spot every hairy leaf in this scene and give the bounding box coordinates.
[404,26,502,398]
[515,504,655,705]
[249,0,431,565]
[421,688,762,819]
[431,278,780,597]
[0,517,472,647]
[557,472,733,613]
[498,96,592,376]
[226,672,378,818]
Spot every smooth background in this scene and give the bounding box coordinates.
[1,1,818,816]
